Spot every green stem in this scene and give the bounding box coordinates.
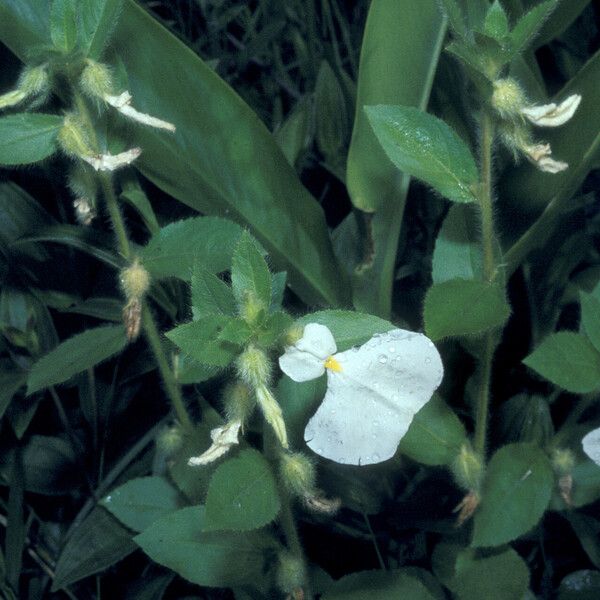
[142,304,193,430]
[474,112,497,457]
[100,173,131,259]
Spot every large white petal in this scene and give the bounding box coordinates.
[304,329,443,465]
[582,427,600,466]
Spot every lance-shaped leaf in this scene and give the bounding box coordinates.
[366,105,478,204]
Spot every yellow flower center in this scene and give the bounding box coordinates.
[324,355,343,372]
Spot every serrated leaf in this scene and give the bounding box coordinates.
[323,569,438,600]
[424,279,510,340]
[439,0,469,39]
[432,204,482,284]
[52,507,136,591]
[102,476,183,533]
[257,311,293,347]
[483,1,509,40]
[140,217,244,281]
[166,316,241,368]
[366,105,478,204]
[191,266,236,319]
[79,0,124,59]
[472,443,554,547]
[0,114,63,166]
[399,396,467,466]
[204,449,280,532]
[270,271,287,312]
[510,0,558,55]
[297,310,394,352]
[231,231,272,309]
[50,0,77,52]
[134,506,274,587]
[217,318,254,345]
[580,292,600,352]
[523,332,600,394]
[27,325,127,395]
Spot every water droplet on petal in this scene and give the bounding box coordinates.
[372,453,380,461]
[425,357,432,364]
[378,354,388,364]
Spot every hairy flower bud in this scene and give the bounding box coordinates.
[492,78,526,120]
[223,381,256,424]
[280,452,316,498]
[156,424,184,457]
[120,259,151,301]
[0,64,49,110]
[276,551,306,597]
[239,290,266,326]
[283,324,304,347]
[237,345,271,389]
[80,60,114,101]
[256,385,288,448]
[452,444,484,492]
[58,114,95,159]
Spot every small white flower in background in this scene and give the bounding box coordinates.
[582,427,600,466]
[81,147,142,172]
[279,323,444,466]
[520,95,581,128]
[73,197,96,225]
[188,420,242,466]
[521,142,568,174]
[105,91,176,132]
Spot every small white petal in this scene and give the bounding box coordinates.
[81,147,142,171]
[523,143,551,162]
[304,329,443,465]
[582,428,600,466]
[537,156,568,173]
[188,420,241,466]
[521,94,581,127]
[278,323,336,382]
[105,91,176,132]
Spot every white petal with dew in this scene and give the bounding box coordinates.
[81,147,142,171]
[278,323,337,382]
[521,94,581,127]
[304,329,443,466]
[582,427,600,466]
[105,91,176,132]
[188,420,241,466]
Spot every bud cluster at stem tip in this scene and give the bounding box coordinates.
[120,259,150,341]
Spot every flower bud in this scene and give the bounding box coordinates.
[237,345,271,389]
[239,290,266,326]
[452,444,484,492]
[156,424,184,457]
[256,384,288,448]
[283,324,304,347]
[302,491,341,516]
[492,78,526,120]
[0,64,49,110]
[280,452,316,498]
[276,551,306,596]
[120,259,150,301]
[552,448,575,475]
[58,114,95,159]
[80,60,114,101]
[223,381,256,424]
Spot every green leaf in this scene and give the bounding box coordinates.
[483,1,509,40]
[270,271,287,312]
[50,0,77,52]
[345,0,446,316]
[472,443,554,547]
[120,177,160,235]
[424,279,510,340]
[323,569,438,600]
[204,449,280,532]
[257,311,294,347]
[231,231,272,309]
[79,0,123,59]
[0,2,50,52]
[534,0,590,48]
[140,217,244,281]
[0,364,27,421]
[0,114,63,166]
[523,331,600,394]
[297,310,395,351]
[452,547,530,600]
[134,506,274,587]
[52,507,136,591]
[567,513,600,570]
[27,325,127,395]
[217,318,254,345]
[580,292,600,352]
[439,0,469,39]
[101,476,183,533]
[166,316,241,368]
[399,396,467,466]
[510,0,558,55]
[191,266,236,319]
[432,204,482,284]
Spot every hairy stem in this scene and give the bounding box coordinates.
[474,112,497,456]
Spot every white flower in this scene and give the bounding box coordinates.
[81,147,142,171]
[521,94,581,127]
[521,143,568,173]
[105,91,176,132]
[73,197,95,225]
[582,427,600,467]
[279,324,444,466]
[188,420,242,466]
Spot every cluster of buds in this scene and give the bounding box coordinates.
[492,78,581,173]
[120,258,150,341]
[0,64,50,111]
[451,443,484,526]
